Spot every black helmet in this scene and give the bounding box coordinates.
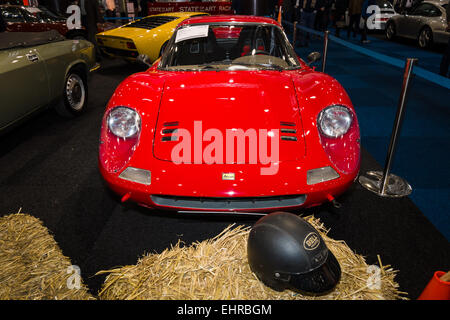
[247,212,341,295]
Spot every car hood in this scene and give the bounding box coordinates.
[153,71,306,163]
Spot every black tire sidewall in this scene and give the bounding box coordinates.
[386,22,395,40]
[62,69,88,117]
[418,27,433,48]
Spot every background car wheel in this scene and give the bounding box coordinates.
[418,27,433,48]
[385,22,396,40]
[54,67,88,118]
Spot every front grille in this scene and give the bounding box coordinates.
[124,16,177,30]
[100,46,138,58]
[151,195,307,210]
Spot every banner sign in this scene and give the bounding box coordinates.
[147,1,233,15]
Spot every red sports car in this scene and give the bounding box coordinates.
[99,15,361,213]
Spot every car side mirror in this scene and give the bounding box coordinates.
[137,54,152,67]
[307,52,321,65]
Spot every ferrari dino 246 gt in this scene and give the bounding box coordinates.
[99,15,361,213]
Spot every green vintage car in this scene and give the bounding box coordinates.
[0,30,98,133]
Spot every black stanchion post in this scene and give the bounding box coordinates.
[322,30,329,73]
[292,21,297,47]
[358,58,417,197]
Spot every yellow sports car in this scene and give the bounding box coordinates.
[96,12,208,62]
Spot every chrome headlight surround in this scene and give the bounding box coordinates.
[318,105,353,138]
[107,106,141,139]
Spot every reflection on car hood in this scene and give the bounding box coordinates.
[152,71,306,163]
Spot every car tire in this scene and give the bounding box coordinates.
[54,67,88,118]
[385,22,396,40]
[418,27,433,49]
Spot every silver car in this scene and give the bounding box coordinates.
[386,0,449,48]
[373,0,397,30]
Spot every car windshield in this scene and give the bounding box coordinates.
[159,23,301,71]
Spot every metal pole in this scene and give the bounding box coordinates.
[292,21,297,47]
[322,30,329,73]
[358,58,417,197]
[379,58,417,195]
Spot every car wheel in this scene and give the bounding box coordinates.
[55,68,88,118]
[386,22,396,40]
[418,27,433,48]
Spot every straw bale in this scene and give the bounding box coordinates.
[0,213,94,300]
[98,215,408,300]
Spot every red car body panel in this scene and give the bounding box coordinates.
[98,16,361,213]
[152,71,306,163]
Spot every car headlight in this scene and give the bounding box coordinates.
[108,107,141,138]
[318,105,353,138]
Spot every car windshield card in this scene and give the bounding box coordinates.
[25,7,41,13]
[175,25,209,43]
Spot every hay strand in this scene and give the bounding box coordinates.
[0,213,94,300]
[98,216,408,300]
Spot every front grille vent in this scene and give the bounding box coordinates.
[280,121,297,141]
[161,121,179,142]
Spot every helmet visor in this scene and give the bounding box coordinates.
[288,251,341,295]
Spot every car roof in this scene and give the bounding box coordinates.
[178,15,281,28]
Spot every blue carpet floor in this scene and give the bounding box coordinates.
[286,26,450,240]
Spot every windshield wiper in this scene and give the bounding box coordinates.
[229,62,284,71]
[198,64,220,70]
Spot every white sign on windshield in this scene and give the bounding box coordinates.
[25,7,42,13]
[175,25,209,43]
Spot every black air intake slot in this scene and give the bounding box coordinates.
[280,121,297,141]
[161,121,179,142]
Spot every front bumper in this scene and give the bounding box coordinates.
[99,159,358,213]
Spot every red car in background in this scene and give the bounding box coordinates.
[0,5,113,39]
[99,15,361,213]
